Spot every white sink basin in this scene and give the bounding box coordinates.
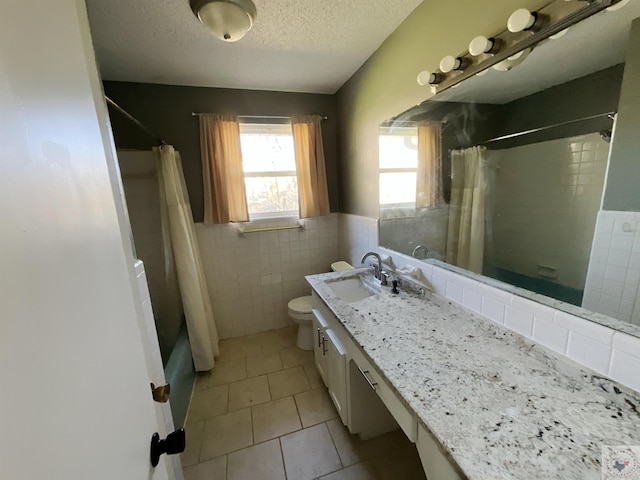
[326,276,380,302]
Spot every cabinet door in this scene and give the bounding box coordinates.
[324,329,347,425]
[312,309,329,386]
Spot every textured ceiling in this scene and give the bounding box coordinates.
[86,0,423,94]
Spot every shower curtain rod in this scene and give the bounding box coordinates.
[481,111,616,145]
[105,96,167,146]
[191,112,328,120]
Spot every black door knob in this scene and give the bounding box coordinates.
[150,429,186,467]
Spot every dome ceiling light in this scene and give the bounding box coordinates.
[190,0,257,42]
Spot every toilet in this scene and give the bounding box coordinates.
[288,261,354,350]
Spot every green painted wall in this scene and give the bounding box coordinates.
[336,0,548,217]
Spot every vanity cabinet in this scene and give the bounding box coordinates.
[310,291,416,439]
[311,305,348,425]
[323,329,348,424]
[312,310,329,385]
[310,289,461,479]
[348,340,417,442]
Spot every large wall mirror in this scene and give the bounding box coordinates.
[380,2,640,335]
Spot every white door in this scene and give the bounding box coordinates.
[0,1,172,479]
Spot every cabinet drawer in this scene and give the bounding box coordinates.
[349,345,417,442]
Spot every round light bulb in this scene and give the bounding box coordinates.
[469,36,494,56]
[439,55,462,73]
[417,70,437,86]
[492,48,531,71]
[508,8,536,33]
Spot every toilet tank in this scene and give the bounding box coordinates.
[331,261,354,272]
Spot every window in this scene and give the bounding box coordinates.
[379,126,418,205]
[239,123,299,218]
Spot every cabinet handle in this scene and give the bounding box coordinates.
[322,336,328,355]
[357,365,377,390]
[317,328,322,348]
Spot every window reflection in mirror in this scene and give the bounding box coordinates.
[379,126,418,206]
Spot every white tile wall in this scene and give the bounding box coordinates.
[120,151,183,359]
[487,133,609,290]
[339,214,379,267]
[196,214,340,338]
[583,210,640,323]
[504,306,534,337]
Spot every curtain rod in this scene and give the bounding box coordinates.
[191,112,328,120]
[105,96,167,146]
[481,111,616,145]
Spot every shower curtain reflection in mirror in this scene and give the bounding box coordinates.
[445,146,486,274]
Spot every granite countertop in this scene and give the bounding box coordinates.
[306,269,640,480]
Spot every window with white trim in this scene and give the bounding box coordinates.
[379,126,418,205]
[239,123,299,218]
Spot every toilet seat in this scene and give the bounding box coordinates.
[288,295,313,315]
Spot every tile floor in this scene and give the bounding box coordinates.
[181,326,426,480]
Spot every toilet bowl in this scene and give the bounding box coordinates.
[288,261,353,350]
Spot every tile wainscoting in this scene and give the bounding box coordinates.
[196,214,340,339]
[338,213,379,268]
[583,210,640,323]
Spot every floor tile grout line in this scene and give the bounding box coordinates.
[203,435,291,467]
[250,402,255,446]
[278,437,288,480]
[292,390,304,428]
[323,420,345,472]
[324,420,347,470]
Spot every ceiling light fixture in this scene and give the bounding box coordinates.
[416,0,617,94]
[190,0,257,42]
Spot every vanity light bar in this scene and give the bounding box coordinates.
[423,0,620,95]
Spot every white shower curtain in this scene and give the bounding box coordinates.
[446,146,486,274]
[154,145,219,371]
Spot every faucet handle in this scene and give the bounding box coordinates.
[380,271,389,286]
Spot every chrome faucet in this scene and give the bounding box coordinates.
[361,251,388,286]
[412,244,430,259]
